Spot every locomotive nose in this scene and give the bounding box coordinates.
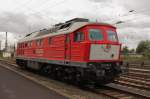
[89,44,120,60]
[101,44,111,52]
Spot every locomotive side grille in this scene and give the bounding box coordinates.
[90,44,120,60]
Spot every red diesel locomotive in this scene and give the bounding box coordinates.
[16,18,122,85]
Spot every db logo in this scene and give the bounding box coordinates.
[101,44,111,52]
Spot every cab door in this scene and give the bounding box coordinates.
[65,34,71,60]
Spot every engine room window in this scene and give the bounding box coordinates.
[25,43,28,48]
[28,41,32,47]
[48,37,52,45]
[74,32,84,42]
[107,30,118,42]
[22,43,24,48]
[66,34,70,43]
[89,29,103,41]
[36,39,43,46]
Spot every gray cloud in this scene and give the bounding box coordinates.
[117,27,150,48]
[89,0,110,3]
[0,12,55,34]
[0,12,28,33]
[0,0,150,49]
[120,0,150,11]
[117,20,150,29]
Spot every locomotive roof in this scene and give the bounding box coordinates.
[18,21,115,43]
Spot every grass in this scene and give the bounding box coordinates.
[122,55,150,62]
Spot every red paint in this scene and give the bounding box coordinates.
[16,23,122,63]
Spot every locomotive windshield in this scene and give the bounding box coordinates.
[89,29,104,41]
[107,30,118,42]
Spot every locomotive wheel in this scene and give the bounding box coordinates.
[73,73,82,85]
[55,67,63,80]
[17,60,28,70]
[40,65,51,76]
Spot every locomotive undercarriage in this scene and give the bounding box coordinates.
[86,62,122,85]
[16,59,122,85]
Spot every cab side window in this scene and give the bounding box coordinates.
[74,32,84,42]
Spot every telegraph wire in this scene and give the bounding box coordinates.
[26,0,67,16]
[106,8,150,23]
[18,0,54,14]
[10,0,35,13]
[11,0,67,22]
[115,14,150,26]
[0,0,67,30]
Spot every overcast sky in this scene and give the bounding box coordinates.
[0,0,150,49]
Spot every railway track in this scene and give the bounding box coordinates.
[94,61,150,99]
[118,76,150,86]
[129,68,150,73]
[122,66,150,82]
[125,62,150,69]
[123,74,150,82]
[0,59,149,99]
[87,86,143,99]
[111,62,150,99]
[105,83,150,99]
[126,72,150,79]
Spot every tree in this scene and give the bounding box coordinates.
[136,40,150,54]
[130,49,135,53]
[122,46,129,55]
[136,40,150,58]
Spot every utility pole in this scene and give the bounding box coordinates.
[5,32,8,51]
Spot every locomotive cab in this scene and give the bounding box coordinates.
[82,24,122,84]
[86,25,121,61]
